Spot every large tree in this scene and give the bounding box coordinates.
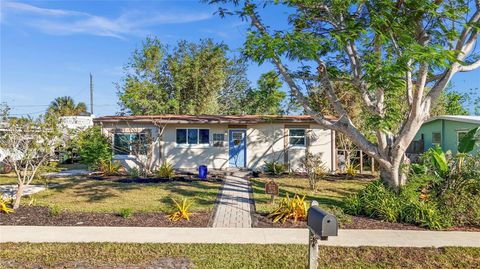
[117,37,250,115]
[242,71,286,115]
[47,96,87,116]
[209,0,480,189]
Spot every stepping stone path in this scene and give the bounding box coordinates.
[213,171,253,228]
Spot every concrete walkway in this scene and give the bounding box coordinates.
[0,185,46,199]
[43,169,90,178]
[212,171,253,228]
[1,226,479,247]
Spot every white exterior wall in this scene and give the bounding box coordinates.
[99,122,332,172]
[246,123,285,170]
[162,124,229,169]
[308,125,333,171]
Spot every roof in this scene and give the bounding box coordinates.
[93,114,331,124]
[425,115,480,125]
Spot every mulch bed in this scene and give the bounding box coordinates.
[255,172,376,181]
[90,174,224,184]
[253,213,480,231]
[0,206,211,227]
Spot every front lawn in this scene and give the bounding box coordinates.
[29,177,222,213]
[1,243,478,269]
[251,176,370,214]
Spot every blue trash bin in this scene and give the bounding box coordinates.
[199,165,208,179]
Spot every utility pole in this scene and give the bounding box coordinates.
[89,73,94,115]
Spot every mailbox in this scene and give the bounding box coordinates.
[307,206,338,238]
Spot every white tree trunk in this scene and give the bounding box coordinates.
[13,182,25,209]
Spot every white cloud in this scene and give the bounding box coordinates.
[2,1,213,39]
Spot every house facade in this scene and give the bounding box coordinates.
[93,115,335,172]
[410,115,480,154]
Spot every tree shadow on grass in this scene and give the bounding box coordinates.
[158,181,222,210]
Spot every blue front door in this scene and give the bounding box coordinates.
[229,130,246,168]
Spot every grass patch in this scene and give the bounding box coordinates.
[28,177,221,213]
[251,177,370,214]
[0,243,478,269]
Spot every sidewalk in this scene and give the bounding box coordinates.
[1,226,479,247]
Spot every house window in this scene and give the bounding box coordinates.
[432,132,441,145]
[213,133,225,147]
[289,129,306,146]
[113,133,147,155]
[176,129,209,145]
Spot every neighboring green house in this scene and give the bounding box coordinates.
[409,115,480,154]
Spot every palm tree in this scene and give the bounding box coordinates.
[47,96,87,116]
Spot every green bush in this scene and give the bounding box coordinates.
[345,179,449,229]
[128,167,140,178]
[118,208,133,219]
[77,126,112,166]
[264,161,287,175]
[96,160,122,176]
[157,161,174,179]
[48,204,62,217]
[345,180,402,223]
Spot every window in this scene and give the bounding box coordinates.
[289,129,306,146]
[113,133,147,155]
[213,133,225,147]
[176,129,209,145]
[432,132,441,145]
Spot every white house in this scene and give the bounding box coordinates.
[94,115,336,172]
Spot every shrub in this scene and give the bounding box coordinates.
[345,163,359,178]
[77,126,112,166]
[168,198,193,221]
[48,204,62,217]
[128,167,140,178]
[301,153,328,190]
[157,161,175,179]
[347,180,402,222]
[268,193,307,223]
[96,160,122,176]
[0,196,14,214]
[264,161,287,175]
[324,205,352,226]
[118,208,133,219]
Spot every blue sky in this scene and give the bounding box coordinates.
[1,0,479,117]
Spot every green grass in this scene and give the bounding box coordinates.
[27,177,221,213]
[0,243,478,269]
[251,176,370,214]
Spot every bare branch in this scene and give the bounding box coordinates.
[459,58,480,71]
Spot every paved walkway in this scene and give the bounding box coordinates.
[43,169,90,178]
[1,226,479,247]
[0,185,46,199]
[212,171,253,228]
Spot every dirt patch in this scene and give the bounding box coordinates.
[253,213,480,231]
[0,206,211,227]
[0,257,194,269]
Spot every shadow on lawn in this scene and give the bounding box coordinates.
[250,179,355,209]
[158,181,222,209]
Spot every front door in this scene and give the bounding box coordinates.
[229,130,246,168]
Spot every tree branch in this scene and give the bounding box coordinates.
[246,3,391,167]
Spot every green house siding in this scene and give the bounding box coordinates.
[415,119,479,154]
